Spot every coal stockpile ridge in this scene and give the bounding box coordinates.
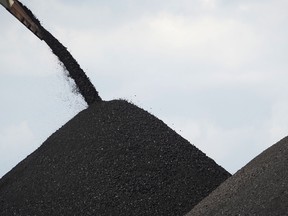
[19,1,102,105]
[0,100,230,216]
[186,136,288,216]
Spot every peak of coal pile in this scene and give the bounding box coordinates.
[0,100,230,216]
[186,136,288,216]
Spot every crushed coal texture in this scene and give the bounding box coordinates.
[19,1,102,105]
[186,136,288,216]
[0,100,230,216]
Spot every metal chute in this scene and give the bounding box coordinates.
[0,0,43,39]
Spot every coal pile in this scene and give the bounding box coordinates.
[0,100,230,216]
[19,1,102,105]
[186,136,288,216]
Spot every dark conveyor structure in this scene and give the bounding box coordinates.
[0,0,102,105]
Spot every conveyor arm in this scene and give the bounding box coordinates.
[0,0,43,39]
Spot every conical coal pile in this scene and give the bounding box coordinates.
[0,100,230,215]
[186,136,288,216]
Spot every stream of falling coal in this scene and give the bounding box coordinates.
[19,1,102,106]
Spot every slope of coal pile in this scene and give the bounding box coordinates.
[0,100,230,216]
[186,136,288,216]
[19,1,101,105]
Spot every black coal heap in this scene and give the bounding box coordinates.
[186,136,288,216]
[0,100,230,216]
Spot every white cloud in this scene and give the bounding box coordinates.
[200,0,217,10]
[269,100,288,144]
[62,13,262,68]
[0,122,37,177]
[0,122,34,147]
[0,25,60,77]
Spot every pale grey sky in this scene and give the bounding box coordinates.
[1,0,288,177]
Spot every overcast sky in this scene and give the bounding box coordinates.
[1,0,288,177]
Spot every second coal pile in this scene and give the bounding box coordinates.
[186,136,288,216]
[0,100,230,216]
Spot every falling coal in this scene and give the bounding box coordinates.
[41,29,102,105]
[18,1,102,106]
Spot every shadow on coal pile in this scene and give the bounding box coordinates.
[186,136,288,216]
[0,100,230,216]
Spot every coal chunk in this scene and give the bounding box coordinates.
[0,100,230,216]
